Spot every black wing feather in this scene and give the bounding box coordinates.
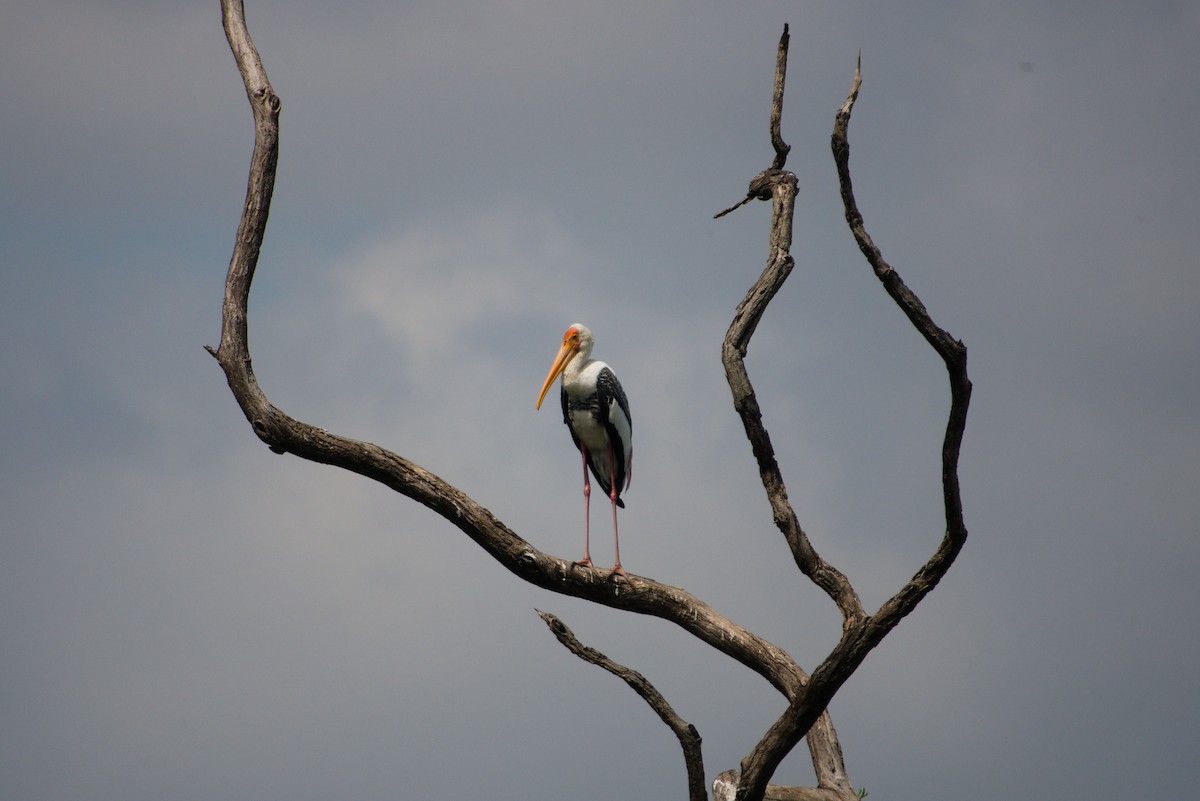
[594,367,631,507]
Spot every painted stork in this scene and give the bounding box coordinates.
[536,323,632,576]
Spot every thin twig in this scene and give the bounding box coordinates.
[713,23,792,218]
[769,23,791,170]
[537,611,706,801]
[714,169,782,219]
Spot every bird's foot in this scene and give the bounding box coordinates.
[606,563,628,582]
[569,556,594,571]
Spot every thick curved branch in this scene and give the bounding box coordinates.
[831,53,972,544]
[212,0,806,711]
[721,172,865,625]
[213,0,278,403]
[717,28,864,628]
[538,611,706,801]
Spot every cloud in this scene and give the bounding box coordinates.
[335,208,585,368]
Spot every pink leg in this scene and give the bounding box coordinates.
[608,440,625,577]
[576,446,593,568]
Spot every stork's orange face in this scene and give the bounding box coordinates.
[536,326,582,410]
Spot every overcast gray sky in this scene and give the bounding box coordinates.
[2,1,1197,799]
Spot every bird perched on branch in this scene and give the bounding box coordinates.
[536,323,632,576]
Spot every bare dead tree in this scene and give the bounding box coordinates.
[210,5,971,800]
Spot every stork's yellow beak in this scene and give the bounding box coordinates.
[536,336,578,410]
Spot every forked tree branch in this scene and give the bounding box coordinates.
[719,29,865,628]
[715,27,860,801]
[720,49,972,801]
